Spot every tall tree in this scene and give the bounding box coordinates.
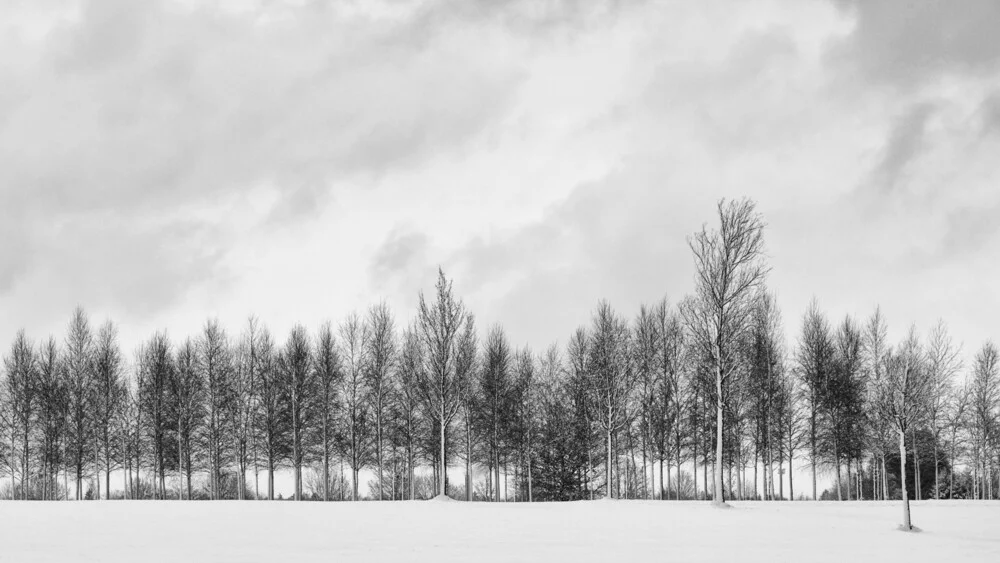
[3,330,37,499]
[874,326,933,531]
[339,312,371,500]
[364,302,396,500]
[313,321,343,501]
[229,318,264,500]
[171,338,203,500]
[477,325,513,502]
[198,320,232,500]
[586,301,635,499]
[795,300,835,500]
[64,307,95,500]
[454,314,478,502]
[924,321,962,499]
[394,324,424,500]
[138,332,173,499]
[633,304,660,500]
[415,269,468,498]
[969,341,999,501]
[863,308,891,501]
[92,321,125,499]
[253,329,284,500]
[279,325,313,501]
[36,337,68,500]
[683,198,768,505]
[825,316,865,501]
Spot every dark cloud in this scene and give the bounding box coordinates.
[938,200,1000,260]
[979,92,1000,136]
[0,0,525,314]
[829,0,1000,88]
[369,229,430,309]
[870,102,937,192]
[448,161,711,347]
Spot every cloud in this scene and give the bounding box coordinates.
[369,229,430,299]
[870,102,937,193]
[829,0,1000,88]
[0,0,525,318]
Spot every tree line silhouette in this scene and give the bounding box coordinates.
[1,199,998,522]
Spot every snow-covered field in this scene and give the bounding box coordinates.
[3,499,998,562]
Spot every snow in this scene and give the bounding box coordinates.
[4,499,998,562]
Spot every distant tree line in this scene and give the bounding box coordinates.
[1,199,998,515]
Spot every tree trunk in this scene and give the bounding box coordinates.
[377,413,384,501]
[899,430,912,530]
[714,357,725,505]
[466,416,472,502]
[528,455,533,502]
[660,458,665,500]
[835,439,842,501]
[606,428,613,499]
[788,440,795,501]
[911,427,919,501]
[439,406,447,497]
[409,436,415,501]
[934,446,940,500]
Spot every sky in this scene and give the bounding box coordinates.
[2,0,1000,370]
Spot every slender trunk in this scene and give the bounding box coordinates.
[323,415,330,502]
[377,412,383,501]
[409,432,415,501]
[714,355,725,504]
[439,406,446,497]
[528,454,533,502]
[911,427,919,501]
[934,446,941,500]
[899,429,912,530]
[846,459,852,501]
[268,456,274,500]
[693,428,699,500]
[606,429,613,499]
[466,414,472,502]
[835,439,842,501]
[949,429,957,498]
[660,458,665,500]
[788,441,795,501]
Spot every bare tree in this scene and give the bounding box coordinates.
[313,321,343,501]
[943,378,971,498]
[230,318,264,500]
[863,307,891,501]
[924,321,962,499]
[253,329,284,500]
[364,302,397,500]
[874,326,933,531]
[415,268,468,498]
[683,199,768,505]
[64,307,95,500]
[395,324,425,500]
[477,324,513,502]
[969,341,999,501]
[92,321,125,499]
[36,337,68,500]
[279,325,313,501]
[171,338,203,500]
[455,314,478,502]
[138,332,173,499]
[3,330,37,499]
[586,301,635,499]
[198,320,232,500]
[339,312,371,500]
[794,299,834,500]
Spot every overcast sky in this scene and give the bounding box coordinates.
[2,0,999,365]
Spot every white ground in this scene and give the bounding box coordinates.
[3,499,998,562]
